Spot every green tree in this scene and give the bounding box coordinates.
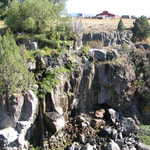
[0,32,34,103]
[5,0,63,33]
[117,19,125,31]
[0,0,12,9]
[132,16,150,41]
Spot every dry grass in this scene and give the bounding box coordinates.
[72,18,150,33]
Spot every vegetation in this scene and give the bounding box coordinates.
[38,67,70,98]
[132,16,150,41]
[138,125,150,145]
[5,0,63,33]
[0,32,34,98]
[117,19,125,31]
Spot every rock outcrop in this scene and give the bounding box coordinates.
[0,42,150,149]
[0,90,38,150]
[82,30,133,46]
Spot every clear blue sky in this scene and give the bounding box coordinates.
[66,0,150,17]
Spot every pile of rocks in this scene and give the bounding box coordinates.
[47,106,145,150]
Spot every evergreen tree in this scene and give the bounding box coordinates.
[0,32,34,99]
[132,16,150,41]
[117,19,125,32]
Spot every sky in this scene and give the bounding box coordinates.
[66,0,150,17]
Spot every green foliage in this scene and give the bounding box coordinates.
[132,16,150,41]
[117,19,125,31]
[5,0,63,33]
[82,45,90,56]
[138,125,150,145]
[0,32,34,96]
[38,67,69,98]
[0,0,12,9]
[23,17,36,32]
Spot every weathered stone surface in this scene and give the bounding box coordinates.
[44,112,65,133]
[82,30,133,47]
[89,49,119,61]
[137,142,150,150]
[0,114,15,129]
[108,108,119,124]
[95,109,105,118]
[0,90,38,150]
[121,117,139,136]
[106,140,121,150]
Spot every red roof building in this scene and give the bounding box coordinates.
[96,11,117,19]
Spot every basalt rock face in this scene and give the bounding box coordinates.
[42,47,149,121]
[0,45,150,149]
[82,30,133,46]
[41,47,150,150]
[0,91,38,150]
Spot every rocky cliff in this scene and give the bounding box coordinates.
[0,40,150,150]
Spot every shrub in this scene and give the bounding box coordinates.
[132,16,150,41]
[5,0,62,33]
[138,125,150,145]
[0,32,34,97]
[117,19,125,31]
[23,17,36,32]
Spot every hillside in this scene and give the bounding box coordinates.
[72,18,150,33]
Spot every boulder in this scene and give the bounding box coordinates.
[93,49,106,61]
[0,114,15,129]
[106,50,119,61]
[137,143,150,150]
[90,119,105,129]
[66,142,81,150]
[95,109,105,118]
[44,112,65,134]
[0,127,18,146]
[121,144,129,150]
[0,90,38,150]
[81,143,96,150]
[106,140,121,150]
[121,117,139,136]
[107,108,119,124]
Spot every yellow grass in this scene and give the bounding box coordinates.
[72,18,150,33]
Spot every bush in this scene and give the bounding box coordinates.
[132,16,150,41]
[138,125,150,145]
[23,17,36,32]
[5,0,62,33]
[117,19,125,31]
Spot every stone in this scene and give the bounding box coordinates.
[95,109,105,118]
[106,140,121,150]
[90,119,105,129]
[66,142,81,150]
[0,127,18,145]
[129,145,136,150]
[82,30,133,47]
[81,143,95,150]
[0,90,38,150]
[121,144,129,150]
[108,108,119,124]
[27,61,36,70]
[92,49,107,61]
[79,133,86,144]
[106,50,118,61]
[137,142,150,150]
[121,117,139,136]
[0,114,15,129]
[44,112,65,133]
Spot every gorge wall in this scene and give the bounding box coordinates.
[0,36,150,149]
